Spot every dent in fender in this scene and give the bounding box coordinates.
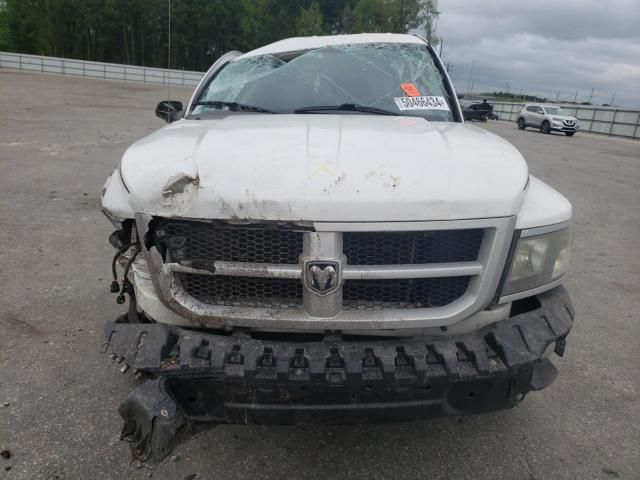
[102,168,136,220]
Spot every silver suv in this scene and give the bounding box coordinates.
[517,104,579,136]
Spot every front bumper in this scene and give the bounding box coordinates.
[101,286,574,463]
[551,123,579,132]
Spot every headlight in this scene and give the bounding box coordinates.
[502,226,571,297]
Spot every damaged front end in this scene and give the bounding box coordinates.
[100,188,574,464]
[97,33,578,466]
[101,287,573,463]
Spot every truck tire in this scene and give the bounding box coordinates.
[517,118,526,130]
[541,121,551,134]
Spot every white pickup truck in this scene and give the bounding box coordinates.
[101,33,574,462]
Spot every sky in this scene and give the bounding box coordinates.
[434,0,640,108]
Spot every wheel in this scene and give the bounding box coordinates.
[517,118,526,130]
[540,121,551,134]
[565,132,575,137]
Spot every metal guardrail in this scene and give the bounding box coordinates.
[0,51,204,87]
[491,101,640,140]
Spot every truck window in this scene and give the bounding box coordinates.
[192,43,456,122]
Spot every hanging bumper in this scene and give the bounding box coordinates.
[101,286,574,463]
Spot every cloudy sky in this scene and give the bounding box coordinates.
[435,0,640,107]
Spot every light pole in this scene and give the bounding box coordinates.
[167,0,172,101]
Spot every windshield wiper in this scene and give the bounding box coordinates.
[192,101,275,114]
[294,103,399,116]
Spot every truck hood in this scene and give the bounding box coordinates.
[119,114,529,222]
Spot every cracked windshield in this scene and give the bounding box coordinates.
[191,43,454,121]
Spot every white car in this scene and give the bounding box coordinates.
[517,103,579,136]
[101,34,574,463]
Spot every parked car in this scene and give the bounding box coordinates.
[517,103,579,136]
[101,33,574,463]
[461,99,494,121]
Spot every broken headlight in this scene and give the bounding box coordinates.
[502,225,571,297]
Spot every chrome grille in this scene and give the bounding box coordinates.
[343,230,483,265]
[143,216,508,324]
[176,273,303,309]
[160,220,303,264]
[343,277,471,310]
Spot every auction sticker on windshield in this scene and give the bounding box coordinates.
[400,82,421,97]
[394,96,450,111]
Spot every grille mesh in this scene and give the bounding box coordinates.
[176,274,303,309]
[342,277,471,310]
[154,220,481,311]
[160,221,303,264]
[343,230,483,265]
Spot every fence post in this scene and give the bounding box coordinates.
[589,108,596,133]
[41,57,44,72]
[19,54,22,70]
[608,110,617,137]
[632,113,639,140]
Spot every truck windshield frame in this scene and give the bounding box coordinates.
[188,43,460,122]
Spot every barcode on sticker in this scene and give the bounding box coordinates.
[394,96,450,111]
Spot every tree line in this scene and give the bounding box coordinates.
[0,0,439,71]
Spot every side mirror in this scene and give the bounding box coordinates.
[156,100,183,123]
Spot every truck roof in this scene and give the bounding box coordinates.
[240,33,427,59]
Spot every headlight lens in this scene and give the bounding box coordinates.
[502,226,572,296]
